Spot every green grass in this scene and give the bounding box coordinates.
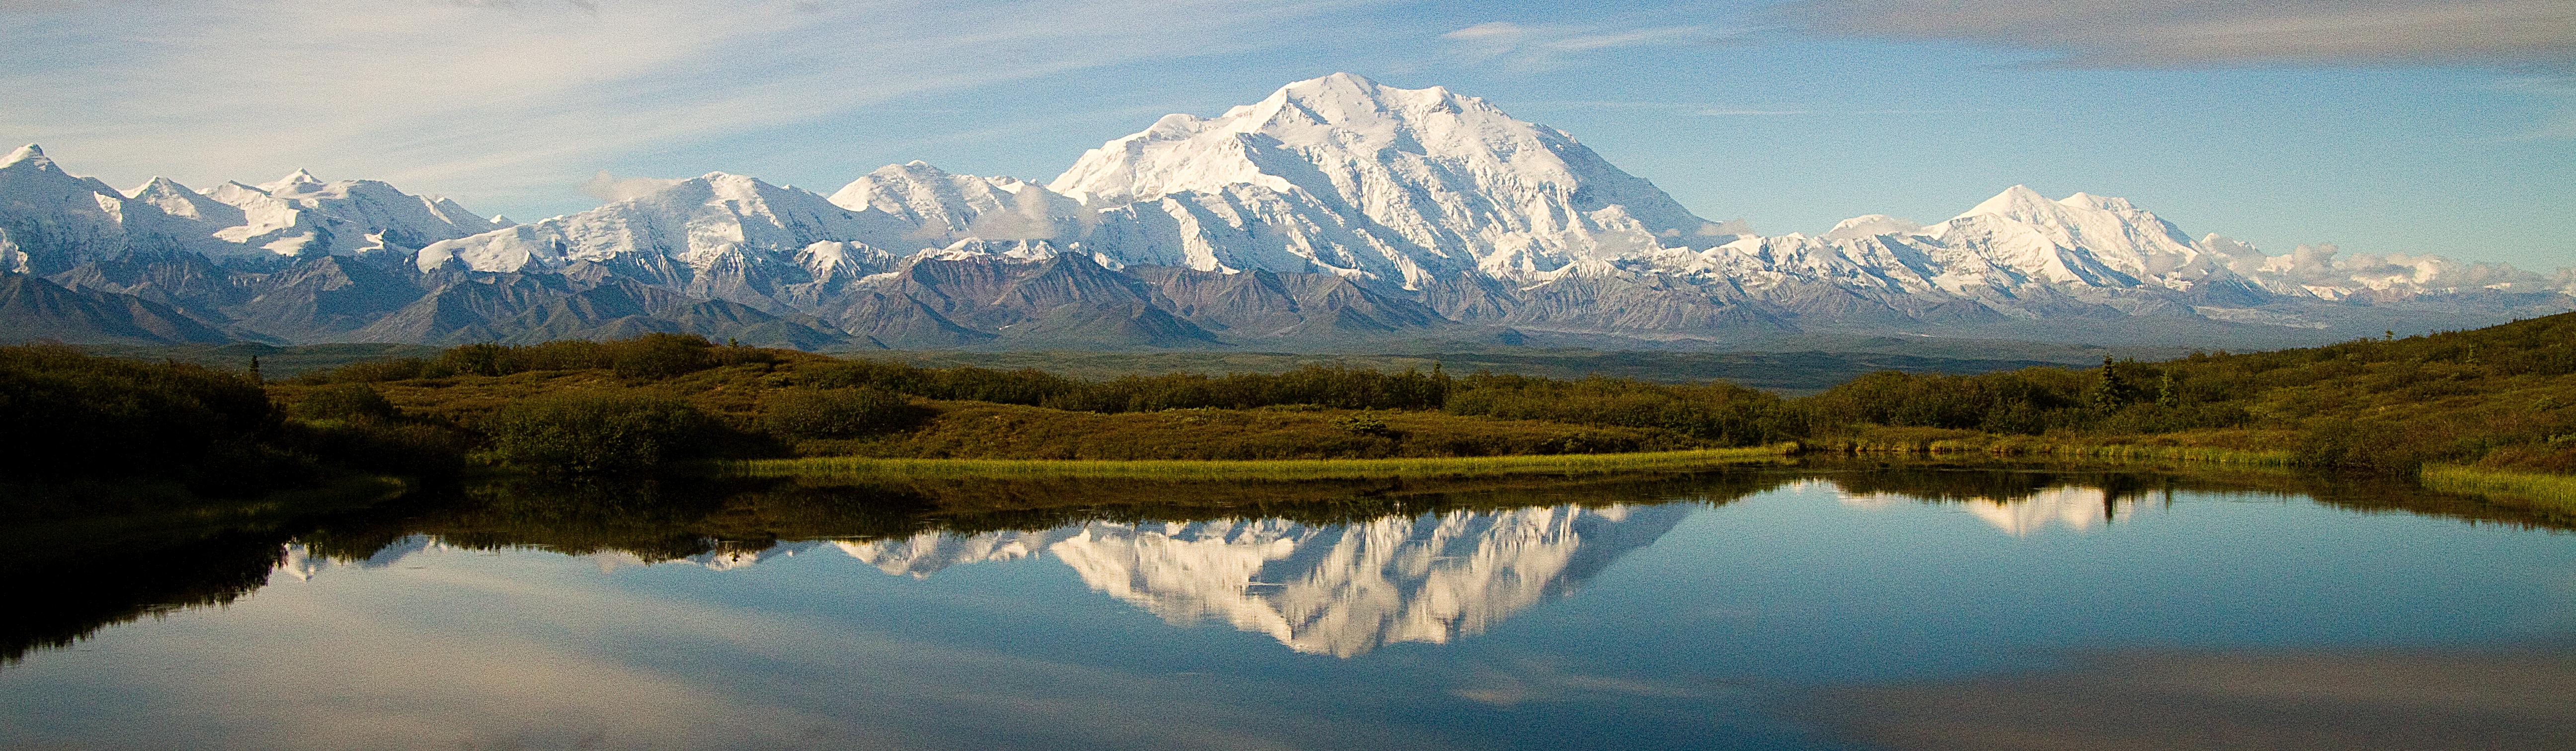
[730,445,1795,481]
[2420,464,2576,514]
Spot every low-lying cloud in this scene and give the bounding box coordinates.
[2206,237,2574,295]
[580,171,684,203]
[1776,0,2576,67]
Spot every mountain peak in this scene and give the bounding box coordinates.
[3,143,54,171]
[2060,191,2138,212]
[1822,214,1927,240]
[1956,184,2059,221]
[1048,74,1723,284]
[126,175,189,198]
[1274,72,1389,99]
[261,168,324,193]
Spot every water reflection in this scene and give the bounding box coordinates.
[8,464,2568,667]
[1813,644,2576,750]
[1834,482,2158,536]
[842,505,1691,656]
[8,464,2576,750]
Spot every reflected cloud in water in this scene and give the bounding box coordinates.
[1812,645,2576,751]
[13,466,2576,750]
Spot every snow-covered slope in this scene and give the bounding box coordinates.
[178,169,504,258]
[0,144,247,274]
[416,171,915,277]
[1054,73,1738,287]
[827,161,1085,246]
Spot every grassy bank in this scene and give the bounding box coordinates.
[732,445,1795,482]
[2420,464,2576,515]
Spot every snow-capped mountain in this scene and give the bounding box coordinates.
[833,503,1694,657]
[1054,73,1735,287]
[0,144,238,274]
[2,141,504,279]
[181,169,506,258]
[3,72,2569,348]
[829,161,1087,246]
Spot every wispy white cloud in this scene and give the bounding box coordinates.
[1442,20,1738,70]
[579,171,685,203]
[0,0,1362,213]
[1508,100,2013,118]
[1776,0,2576,68]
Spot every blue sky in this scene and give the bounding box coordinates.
[3,0,2570,267]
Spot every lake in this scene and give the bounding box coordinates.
[5,465,2573,750]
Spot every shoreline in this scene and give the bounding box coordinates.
[2420,464,2576,515]
[728,445,1799,481]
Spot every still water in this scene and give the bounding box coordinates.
[5,467,2574,750]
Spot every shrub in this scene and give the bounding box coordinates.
[293,384,399,423]
[285,420,475,481]
[608,334,715,380]
[1333,412,1393,437]
[481,392,717,474]
[761,387,926,440]
[0,344,284,489]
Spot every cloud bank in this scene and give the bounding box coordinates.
[0,0,1361,214]
[1776,0,2576,67]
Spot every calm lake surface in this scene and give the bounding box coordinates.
[6,466,2574,750]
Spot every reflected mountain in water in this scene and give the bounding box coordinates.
[276,535,449,581]
[840,504,1695,656]
[1833,483,2158,536]
[20,465,2565,665]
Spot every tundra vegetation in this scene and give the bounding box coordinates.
[7,311,2574,509]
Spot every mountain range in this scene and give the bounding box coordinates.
[5,73,2569,349]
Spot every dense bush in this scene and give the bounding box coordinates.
[800,360,1083,405]
[283,420,475,481]
[1445,373,1793,446]
[796,361,1451,414]
[761,387,927,440]
[292,383,400,423]
[481,392,719,474]
[1046,366,1450,413]
[0,344,305,495]
[297,334,777,384]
